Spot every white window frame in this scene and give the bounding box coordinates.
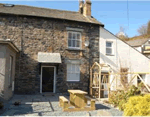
[8,56,13,86]
[106,41,113,55]
[67,31,82,49]
[67,63,80,82]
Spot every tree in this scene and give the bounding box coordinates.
[147,21,150,34]
[137,24,147,35]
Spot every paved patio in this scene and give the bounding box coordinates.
[1,94,123,116]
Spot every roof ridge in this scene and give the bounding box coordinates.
[1,3,79,14]
[0,3,104,26]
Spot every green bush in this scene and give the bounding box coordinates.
[109,85,142,111]
[109,90,127,108]
[124,94,150,116]
[118,99,126,111]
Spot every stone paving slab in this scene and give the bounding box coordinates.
[1,94,123,116]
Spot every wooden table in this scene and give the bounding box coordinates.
[59,89,95,111]
[68,90,88,109]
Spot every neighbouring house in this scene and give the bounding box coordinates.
[0,39,19,100]
[99,27,150,97]
[0,0,103,100]
[125,35,150,58]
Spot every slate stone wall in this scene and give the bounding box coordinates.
[0,14,99,94]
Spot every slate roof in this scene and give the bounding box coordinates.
[0,3,104,26]
[125,35,150,47]
[125,38,149,47]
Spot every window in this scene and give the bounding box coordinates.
[68,31,81,49]
[106,41,113,55]
[9,56,13,86]
[137,74,145,84]
[67,62,80,81]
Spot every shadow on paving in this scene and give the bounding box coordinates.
[1,94,114,116]
[95,103,110,110]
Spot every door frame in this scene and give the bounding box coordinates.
[40,66,56,93]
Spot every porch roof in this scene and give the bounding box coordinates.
[38,52,61,63]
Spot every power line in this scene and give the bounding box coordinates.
[127,0,129,28]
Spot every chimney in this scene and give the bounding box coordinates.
[83,0,91,17]
[79,0,84,14]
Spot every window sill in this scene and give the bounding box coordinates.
[106,54,114,56]
[66,48,85,51]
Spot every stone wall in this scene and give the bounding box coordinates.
[0,14,99,94]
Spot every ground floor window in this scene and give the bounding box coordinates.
[137,74,145,84]
[9,56,13,86]
[67,61,80,81]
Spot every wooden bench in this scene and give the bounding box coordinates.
[85,95,96,110]
[59,96,69,111]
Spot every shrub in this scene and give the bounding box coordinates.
[124,94,150,116]
[118,99,126,111]
[109,90,127,108]
[138,82,150,93]
[109,85,142,111]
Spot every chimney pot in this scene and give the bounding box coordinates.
[79,0,84,14]
[84,0,92,17]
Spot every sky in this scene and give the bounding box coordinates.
[0,1,150,37]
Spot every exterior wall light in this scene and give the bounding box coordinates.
[84,40,89,47]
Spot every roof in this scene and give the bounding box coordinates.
[38,52,61,63]
[125,34,150,47]
[0,39,19,52]
[0,3,104,26]
[125,38,149,47]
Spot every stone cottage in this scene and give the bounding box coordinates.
[0,0,104,100]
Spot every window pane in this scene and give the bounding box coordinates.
[67,73,72,81]
[106,48,112,54]
[68,40,71,47]
[76,65,80,73]
[67,64,72,72]
[106,42,112,47]
[68,32,72,39]
[72,64,76,72]
[76,40,80,47]
[76,73,80,81]
[9,56,13,85]
[72,40,76,47]
[77,33,80,40]
[73,33,76,39]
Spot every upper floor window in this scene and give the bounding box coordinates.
[68,31,81,49]
[106,41,113,55]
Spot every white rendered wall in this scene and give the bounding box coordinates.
[99,27,150,87]
[134,46,142,53]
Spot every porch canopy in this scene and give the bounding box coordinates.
[38,52,61,63]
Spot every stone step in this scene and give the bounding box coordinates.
[43,93,55,97]
[97,110,112,116]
